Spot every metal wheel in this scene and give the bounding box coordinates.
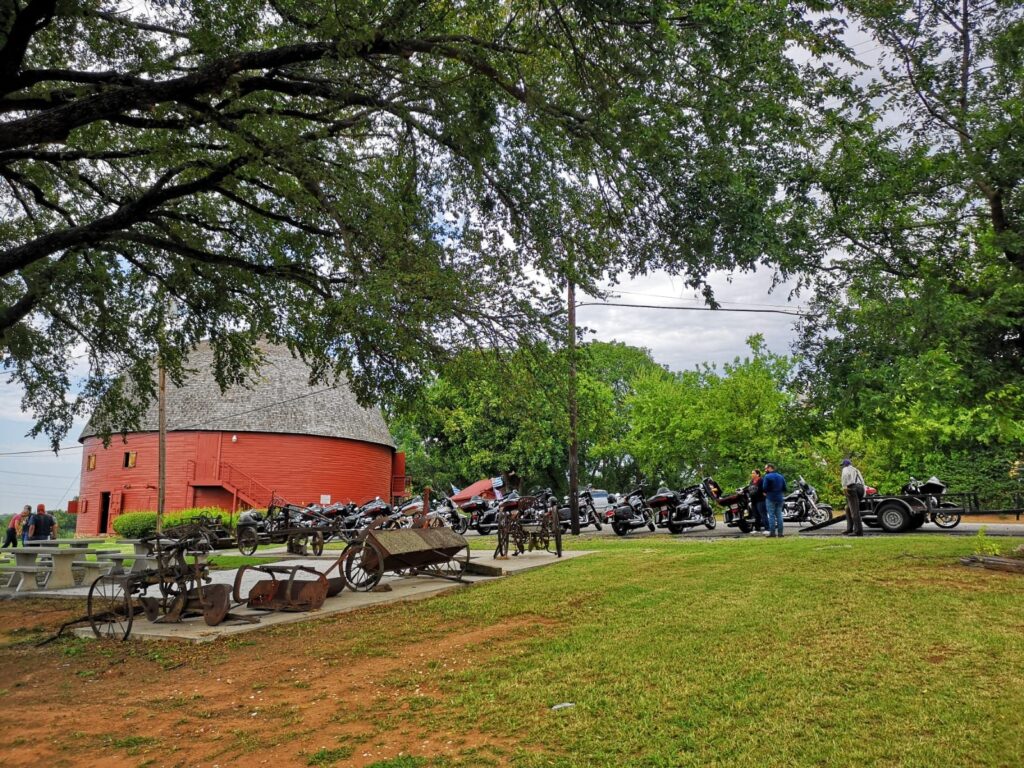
[87,574,134,641]
[237,526,258,556]
[932,508,961,529]
[879,503,910,533]
[340,541,384,591]
[310,530,325,556]
[423,542,471,580]
[202,584,231,626]
[704,513,717,530]
[809,504,833,526]
[455,516,470,535]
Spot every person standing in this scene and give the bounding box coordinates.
[3,506,30,548]
[748,469,767,534]
[27,504,55,541]
[762,463,787,538]
[841,459,866,536]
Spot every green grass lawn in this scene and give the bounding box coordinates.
[349,534,1024,767]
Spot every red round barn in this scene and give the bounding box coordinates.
[75,344,404,535]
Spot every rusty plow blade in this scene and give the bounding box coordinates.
[232,565,330,612]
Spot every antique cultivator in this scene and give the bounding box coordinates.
[493,493,562,559]
[336,523,471,592]
[86,536,241,640]
[236,495,338,556]
[231,563,340,612]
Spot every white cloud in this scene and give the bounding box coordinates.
[577,268,806,370]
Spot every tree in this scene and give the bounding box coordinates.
[391,340,661,493]
[626,335,796,490]
[797,0,1024,461]
[0,1,843,445]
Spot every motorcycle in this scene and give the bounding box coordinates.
[705,478,760,533]
[783,476,833,525]
[648,483,717,534]
[903,475,959,528]
[609,487,656,536]
[557,486,604,532]
[460,495,499,535]
[428,495,471,534]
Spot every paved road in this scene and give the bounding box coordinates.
[462,519,1024,541]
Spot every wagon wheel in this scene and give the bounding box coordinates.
[339,540,384,591]
[87,574,134,641]
[422,542,471,581]
[310,530,325,556]
[237,527,258,556]
[202,584,231,626]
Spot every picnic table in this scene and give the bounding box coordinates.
[25,537,108,549]
[18,547,86,589]
[118,538,177,572]
[3,541,117,591]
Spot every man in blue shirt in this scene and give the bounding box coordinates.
[762,463,787,538]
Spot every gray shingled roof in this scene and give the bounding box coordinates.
[79,343,395,448]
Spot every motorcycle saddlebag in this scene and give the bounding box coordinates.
[613,504,634,520]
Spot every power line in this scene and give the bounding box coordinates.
[576,301,806,317]
[0,468,80,479]
[611,288,809,312]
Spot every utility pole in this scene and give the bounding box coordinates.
[156,297,173,536]
[156,350,166,535]
[568,279,580,536]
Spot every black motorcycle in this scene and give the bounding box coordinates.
[461,495,499,535]
[903,475,959,528]
[706,478,760,533]
[428,495,471,534]
[557,486,604,532]
[783,476,833,526]
[609,487,656,536]
[648,483,717,534]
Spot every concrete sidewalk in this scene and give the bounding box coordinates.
[46,547,592,643]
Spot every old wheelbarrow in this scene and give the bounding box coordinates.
[231,564,340,612]
[335,527,470,592]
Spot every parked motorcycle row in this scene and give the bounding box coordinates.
[237,473,958,552]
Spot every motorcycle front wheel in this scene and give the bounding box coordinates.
[932,510,961,529]
[809,504,833,526]
[704,514,716,530]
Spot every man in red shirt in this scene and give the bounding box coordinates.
[3,506,30,548]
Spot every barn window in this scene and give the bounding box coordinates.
[87,454,96,471]
[123,451,137,468]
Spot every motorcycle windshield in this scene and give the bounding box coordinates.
[920,476,947,495]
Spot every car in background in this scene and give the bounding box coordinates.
[589,489,614,521]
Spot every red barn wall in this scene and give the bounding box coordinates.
[77,431,394,535]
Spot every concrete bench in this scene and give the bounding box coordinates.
[72,560,113,585]
[2,565,51,592]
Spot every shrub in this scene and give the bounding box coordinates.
[111,507,235,538]
[112,510,157,538]
[53,509,77,537]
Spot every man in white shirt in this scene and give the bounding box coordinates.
[840,459,865,536]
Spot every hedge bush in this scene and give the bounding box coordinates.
[111,507,234,538]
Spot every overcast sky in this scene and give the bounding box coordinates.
[0,267,805,513]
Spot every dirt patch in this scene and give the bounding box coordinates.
[0,608,558,767]
[0,597,84,645]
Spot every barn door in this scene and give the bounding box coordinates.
[107,491,123,533]
[195,433,221,481]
